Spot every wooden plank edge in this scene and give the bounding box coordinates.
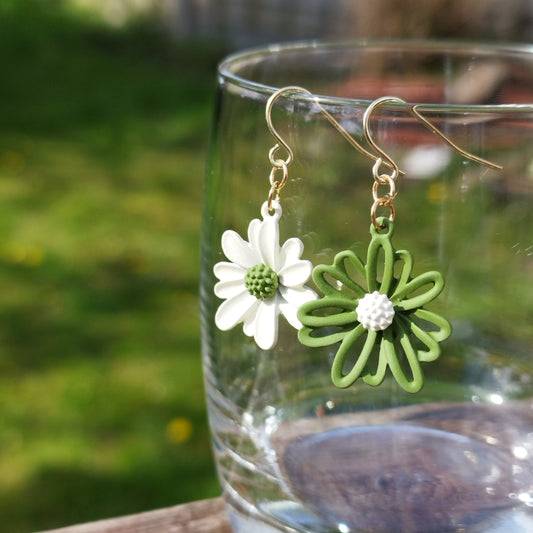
[36,497,232,533]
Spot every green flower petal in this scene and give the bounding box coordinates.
[362,340,388,387]
[362,327,424,392]
[298,324,348,348]
[297,250,367,347]
[411,308,452,361]
[297,296,358,347]
[298,296,357,328]
[366,219,395,294]
[396,310,451,363]
[331,327,376,388]
[390,248,413,302]
[414,308,452,343]
[394,269,445,311]
[312,250,367,298]
[395,325,424,393]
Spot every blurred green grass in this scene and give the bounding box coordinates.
[0,1,224,531]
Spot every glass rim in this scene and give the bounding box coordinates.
[218,38,533,112]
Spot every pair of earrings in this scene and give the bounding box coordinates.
[213,87,502,393]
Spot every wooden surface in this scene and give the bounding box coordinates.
[39,497,232,533]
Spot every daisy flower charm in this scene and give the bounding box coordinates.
[214,201,316,350]
[297,217,451,393]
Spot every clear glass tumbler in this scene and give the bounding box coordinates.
[200,41,533,533]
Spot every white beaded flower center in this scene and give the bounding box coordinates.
[356,291,395,331]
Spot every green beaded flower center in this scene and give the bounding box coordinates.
[245,263,279,300]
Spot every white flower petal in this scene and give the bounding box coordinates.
[258,214,280,270]
[247,218,261,254]
[278,259,313,288]
[213,261,246,282]
[215,290,258,331]
[279,238,305,270]
[279,300,302,329]
[243,300,261,337]
[214,279,247,299]
[221,230,259,268]
[280,285,317,307]
[254,298,281,350]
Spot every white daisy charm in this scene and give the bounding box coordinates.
[214,201,316,350]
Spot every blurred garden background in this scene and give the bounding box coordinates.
[0,1,224,531]
[0,0,531,531]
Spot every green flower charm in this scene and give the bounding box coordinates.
[297,218,451,393]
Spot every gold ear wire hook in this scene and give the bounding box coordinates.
[266,86,305,168]
[266,86,396,173]
[363,96,404,179]
[409,104,503,171]
[265,87,309,210]
[266,88,502,214]
[363,96,503,172]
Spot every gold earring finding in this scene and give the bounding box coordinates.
[265,87,502,222]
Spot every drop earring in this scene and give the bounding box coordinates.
[213,87,317,351]
[297,96,502,393]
